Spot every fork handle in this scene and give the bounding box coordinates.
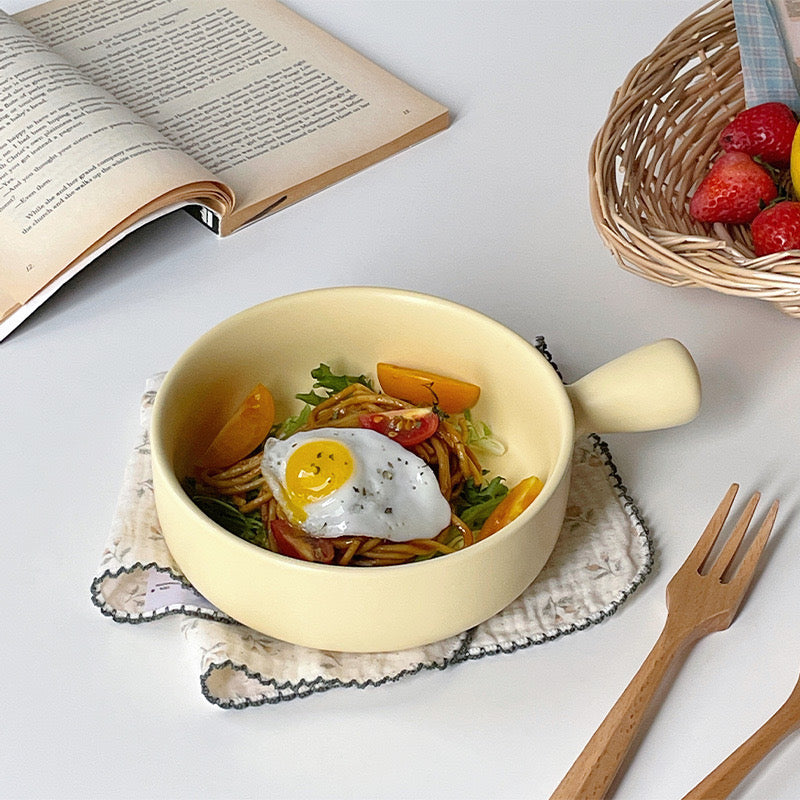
[550,618,697,800]
[681,695,800,800]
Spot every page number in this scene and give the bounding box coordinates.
[25,263,34,272]
[402,108,411,115]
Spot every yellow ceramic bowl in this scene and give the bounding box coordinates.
[151,287,700,652]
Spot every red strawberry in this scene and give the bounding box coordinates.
[689,152,777,224]
[719,101,797,166]
[750,201,800,255]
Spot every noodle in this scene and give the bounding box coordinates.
[191,382,489,566]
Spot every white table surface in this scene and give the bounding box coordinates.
[4,1,800,798]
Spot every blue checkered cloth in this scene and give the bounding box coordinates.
[734,0,800,110]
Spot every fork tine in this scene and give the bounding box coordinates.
[707,492,760,582]
[726,499,779,596]
[684,483,738,572]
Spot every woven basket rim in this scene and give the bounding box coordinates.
[590,0,800,315]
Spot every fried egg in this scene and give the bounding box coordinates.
[260,427,452,542]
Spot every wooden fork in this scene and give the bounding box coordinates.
[550,484,779,800]
[682,668,800,799]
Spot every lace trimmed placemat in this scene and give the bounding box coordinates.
[90,340,653,709]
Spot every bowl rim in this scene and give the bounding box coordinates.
[150,285,576,573]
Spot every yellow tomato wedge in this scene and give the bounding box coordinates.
[376,362,480,414]
[198,383,275,469]
[791,123,800,197]
[479,475,544,539]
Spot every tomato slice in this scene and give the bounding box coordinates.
[377,363,480,414]
[198,383,276,469]
[358,407,439,446]
[270,519,335,563]
[479,475,544,539]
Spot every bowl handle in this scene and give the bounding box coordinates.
[565,339,701,438]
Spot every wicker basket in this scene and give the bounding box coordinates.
[590,0,800,317]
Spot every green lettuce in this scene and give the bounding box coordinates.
[295,363,372,406]
[454,475,508,530]
[273,363,372,439]
[462,409,507,456]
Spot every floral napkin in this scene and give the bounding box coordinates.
[91,341,653,709]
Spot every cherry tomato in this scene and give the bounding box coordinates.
[358,407,439,446]
[199,383,275,469]
[270,519,334,563]
[479,475,544,539]
[377,363,480,414]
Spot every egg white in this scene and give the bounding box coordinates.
[260,427,452,542]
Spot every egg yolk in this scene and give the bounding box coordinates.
[284,440,354,520]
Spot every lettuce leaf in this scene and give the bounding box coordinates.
[272,363,373,439]
[271,403,311,440]
[462,409,507,456]
[191,493,268,548]
[454,475,508,529]
[295,363,372,406]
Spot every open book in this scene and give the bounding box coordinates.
[0,0,449,340]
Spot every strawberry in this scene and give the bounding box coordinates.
[689,152,777,224]
[719,101,797,166]
[750,201,800,255]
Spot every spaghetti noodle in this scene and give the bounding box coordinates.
[191,381,495,566]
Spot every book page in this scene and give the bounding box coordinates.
[16,0,449,233]
[0,202,188,342]
[0,10,233,309]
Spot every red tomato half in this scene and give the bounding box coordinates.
[358,407,439,446]
[270,519,334,563]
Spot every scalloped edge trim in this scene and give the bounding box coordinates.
[90,562,235,625]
